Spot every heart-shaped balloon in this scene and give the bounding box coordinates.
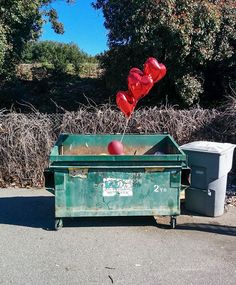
[116,90,137,118]
[144,57,167,83]
[129,67,143,76]
[128,68,154,101]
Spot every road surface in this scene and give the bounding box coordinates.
[0,188,235,285]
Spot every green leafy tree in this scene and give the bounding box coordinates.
[0,0,74,77]
[93,0,235,106]
[21,40,98,74]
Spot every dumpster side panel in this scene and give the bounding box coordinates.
[55,168,181,217]
[49,134,186,221]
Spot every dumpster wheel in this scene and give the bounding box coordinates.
[170,217,176,229]
[55,218,63,230]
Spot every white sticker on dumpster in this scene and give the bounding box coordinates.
[103,178,133,197]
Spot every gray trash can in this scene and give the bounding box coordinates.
[180,141,235,217]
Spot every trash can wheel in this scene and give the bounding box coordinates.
[170,216,176,229]
[55,218,63,230]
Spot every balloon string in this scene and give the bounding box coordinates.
[120,117,130,143]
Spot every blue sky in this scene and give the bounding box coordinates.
[40,0,108,56]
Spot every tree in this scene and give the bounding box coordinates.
[21,40,95,74]
[93,0,236,106]
[0,0,74,77]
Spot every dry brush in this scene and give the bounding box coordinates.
[0,102,235,187]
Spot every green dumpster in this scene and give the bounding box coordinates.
[45,134,187,229]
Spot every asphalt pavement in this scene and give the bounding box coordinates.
[0,188,235,285]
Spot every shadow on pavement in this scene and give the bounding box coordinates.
[0,196,54,230]
[63,216,157,228]
[154,219,236,236]
[177,223,236,236]
[0,196,157,230]
[0,196,235,236]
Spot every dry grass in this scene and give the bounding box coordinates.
[0,100,235,187]
[0,111,61,187]
[59,104,221,143]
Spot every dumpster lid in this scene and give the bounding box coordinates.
[180,141,235,154]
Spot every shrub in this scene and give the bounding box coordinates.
[0,101,235,187]
[21,41,99,75]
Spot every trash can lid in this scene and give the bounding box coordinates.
[180,141,235,154]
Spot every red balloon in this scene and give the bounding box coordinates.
[129,67,143,76]
[140,74,154,97]
[128,68,153,101]
[156,63,167,82]
[144,57,167,83]
[108,140,124,155]
[116,90,136,118]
